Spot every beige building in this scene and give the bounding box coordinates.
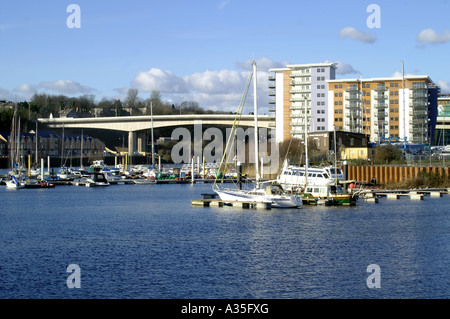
[327,76,438,144]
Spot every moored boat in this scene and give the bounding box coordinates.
[85,172,110,187]
[5,175,25,189]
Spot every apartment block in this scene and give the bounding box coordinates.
[327,76,439,144]
[268,63,336,143]
[436,94,450,145]
[438,94,450,111]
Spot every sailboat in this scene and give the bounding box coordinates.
[6,102,26,189]
[5,175,25,189]
[213,61,302,208]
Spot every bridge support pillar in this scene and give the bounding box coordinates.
[137,131,147,154]
[128,131,136,155]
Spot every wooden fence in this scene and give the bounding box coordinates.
[345,165,450,185]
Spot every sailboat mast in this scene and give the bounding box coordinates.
[304,95,308,188]
[151,101,155,167]
[80,130,83,168]
[253,61,259,184]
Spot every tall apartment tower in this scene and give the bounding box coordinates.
[327,76,438,144]
[268,63,336,143]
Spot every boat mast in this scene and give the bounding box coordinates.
[334,125,337,186]
[253,60,259,186]
[80,130,84,169]
[304,95,308,188]
[151,101,155,168]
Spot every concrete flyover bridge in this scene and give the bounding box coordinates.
[38,114,275,154]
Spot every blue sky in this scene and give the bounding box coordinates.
[1,0,450,113]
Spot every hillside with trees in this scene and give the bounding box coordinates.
[0,89,230,132]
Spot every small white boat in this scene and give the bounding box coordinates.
[214,184,302,208]
[85,172,110,187]
[57,167,72,180]
[5,175,25,189]
[90,160,108,172]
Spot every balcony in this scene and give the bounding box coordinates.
[289,113,304,119]
[410,92,428,99]
[290,79,311,86]
[374,102,388,109]
[375,85,387,92]
[268,99,276,104]
[345,112,359,119]
[374,111,388,119]
[345,94,360,101]
[410,110,427,117]
[289,88,310,94]
[345,102,360,109]
[345,86,359,93]
[290,96,310,102]
[374,93,388,100]
[290,71,310,77]
[409,100,427,108]
[268,83,275,89]
[411,82,427,89]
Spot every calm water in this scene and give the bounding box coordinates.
[0,181,448,299]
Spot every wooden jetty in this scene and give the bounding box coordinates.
[359,188,449,201]
[192,198,272,209]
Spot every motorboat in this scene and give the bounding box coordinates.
[85,172,110,187]
[290,184,359,206]
[277,164,344,189]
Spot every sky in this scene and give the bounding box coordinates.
[1,0,450,114]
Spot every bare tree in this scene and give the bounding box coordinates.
[125,89,139,115]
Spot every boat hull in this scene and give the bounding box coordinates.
[214,188,302,208]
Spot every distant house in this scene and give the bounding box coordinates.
[59,109,80,118]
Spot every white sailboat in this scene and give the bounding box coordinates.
[6,102,26,189]
[213,61,302,208]
[5,175,25,189]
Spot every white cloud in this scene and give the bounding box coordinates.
[38,80,94,95]
[339,26,376,43]
[236,57,289,71]
[391,70,419,78]
[131,68,189,94]
[125,57,285,112]
[0,87,14,100]
[218,0,229,10]
[185,69,246,95]
[14,83,37,94]
[416,28,450,44]
[334,61,359,75]
[437,80,450,93]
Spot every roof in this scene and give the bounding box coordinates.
[327,75,433,83]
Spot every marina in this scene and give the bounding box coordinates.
[0,180,448,299]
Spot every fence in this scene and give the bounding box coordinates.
[346,165,450,185]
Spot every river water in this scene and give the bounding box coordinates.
[0,181,448,299]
